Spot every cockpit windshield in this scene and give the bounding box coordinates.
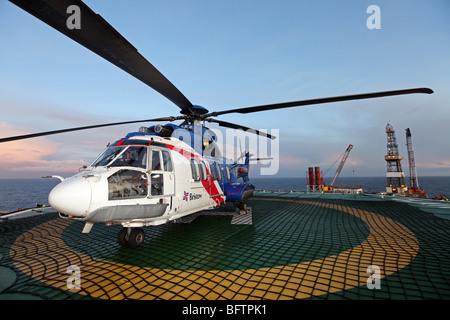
[109,146,147,168]
[91,147,124,167]
[91,146,147,169]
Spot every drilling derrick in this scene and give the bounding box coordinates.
[385,123,407,194]
[405,128,427,198]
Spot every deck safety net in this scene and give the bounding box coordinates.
[1,195,449,300]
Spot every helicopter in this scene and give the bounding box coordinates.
[2,0,433,248]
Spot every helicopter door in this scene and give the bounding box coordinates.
[161,149,175,196]
[149,149,174,212]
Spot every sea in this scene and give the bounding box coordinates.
[0,176,449,213]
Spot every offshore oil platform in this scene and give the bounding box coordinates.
[306,123,428,198]
[384,123,427,197]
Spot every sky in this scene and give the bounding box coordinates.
[0,0,449,180]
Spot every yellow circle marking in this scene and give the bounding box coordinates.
[10,199,419,299]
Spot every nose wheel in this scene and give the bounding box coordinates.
[118,227,145,248]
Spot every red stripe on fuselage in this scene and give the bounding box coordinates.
[162,143,225,205]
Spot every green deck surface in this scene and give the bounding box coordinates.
[1,193,449,300]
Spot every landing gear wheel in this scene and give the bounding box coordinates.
[118,228,129,247]
[236,201,248,215]
[128,228,145,248]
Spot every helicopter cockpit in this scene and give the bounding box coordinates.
[91,145,147,169]
[87,142,173,201]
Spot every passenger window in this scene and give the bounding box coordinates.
[162,150,173,172]
[215,163,222,180]
[209,162,217,180]
[190,159,200,181]
[200,161,207,181]
[151,150,161,171]
[214,162,222,180]
[225,166,231,180]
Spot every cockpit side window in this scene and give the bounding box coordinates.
[108,169,148,200]
[151,150,162,171]
[162,150,173,172]
[150,173,163,196]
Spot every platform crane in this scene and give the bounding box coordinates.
[405,128,427,198]
[324,144,353,191]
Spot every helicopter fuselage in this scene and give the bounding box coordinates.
[48,130,252,236]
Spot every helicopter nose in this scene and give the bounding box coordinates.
[48,177,92,217]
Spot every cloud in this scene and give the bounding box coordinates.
[0,96,143,178]
[420,160,450,169]
[0,122,88,176]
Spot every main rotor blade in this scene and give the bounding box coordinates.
[208,119,276,140]
[9,0,194,114]
[207,88,434,117]
[0,117,178,143]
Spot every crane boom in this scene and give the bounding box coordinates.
[405,128,427,198]
[330,144,353,187]
[405,128,419,189]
